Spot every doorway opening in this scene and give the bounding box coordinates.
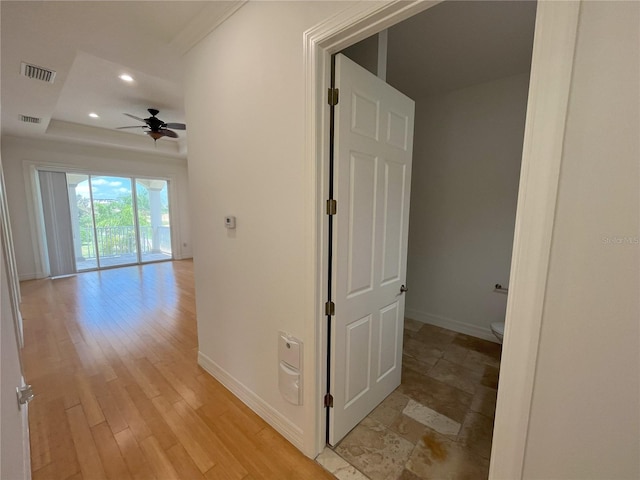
[37,170,173,276]
[310,0,578,477]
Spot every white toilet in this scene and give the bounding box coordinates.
[490,322,505,343]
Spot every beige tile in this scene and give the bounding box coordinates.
[416,323,457,339]
[413,327,456,348]
[441,344,470,367]
[399,368,472,424]
[427,359,483,395]
[368,402,402,427]
[389,414,428,444]
[463,349,500,370]
[406,430,490,480]
[397,469,423,480]
[457,411,495,460]
[403,400,461,436]
[369,390,410,427]
[404,318,424,332]
[452,334,501,360]
[380,390,411,411]
[480,365,500,389]
[402,354,434,375]
[403,338,443,366]
[335,418,414,480]
[316,448,371,479]
[469,385,497,418]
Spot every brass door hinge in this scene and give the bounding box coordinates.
[328,88,339,106]
[325,301,335,316]
[326,199,337,215]
[324,393,334,408]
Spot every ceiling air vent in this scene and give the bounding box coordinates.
[19,115,41,124]
[20,62,56,84]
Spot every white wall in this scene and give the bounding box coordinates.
[1,135,192,279]
[522,2,639,478]
[184,0,354,454]
[405,73,530,340]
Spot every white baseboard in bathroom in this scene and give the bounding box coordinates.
[405,309,499,343]
[197,351,305,450]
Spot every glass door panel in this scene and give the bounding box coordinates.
[136,179,172,263]
[67,173,98,271]
[90,176,138,268]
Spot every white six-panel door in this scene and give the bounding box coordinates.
[329,54,415,444]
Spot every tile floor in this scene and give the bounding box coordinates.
[319,319,501,480]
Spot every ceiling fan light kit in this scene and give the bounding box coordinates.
[117,108,186,142]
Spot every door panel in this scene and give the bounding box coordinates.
[381,160,406,284]
[345,315,372,407]
[330,54,415,444]
[378,301,400,380]
[347,152,377,297]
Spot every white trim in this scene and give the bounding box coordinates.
[304,0,581,476]
[490,2,581,478]
[197,351,304,450]
[169,0,248,55]
[18,273,38,282]
[405,309,498,344]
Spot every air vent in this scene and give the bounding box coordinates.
[20,62,56,84]
[19,115,41,124]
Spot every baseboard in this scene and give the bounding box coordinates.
[18,273,39,281]
[197,351,304,450]
[405,309,499,343]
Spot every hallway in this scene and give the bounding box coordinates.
[20,260,332,480]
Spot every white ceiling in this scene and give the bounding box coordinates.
[1,1,536,158]
[1,1,244,158]
[387,0,537,98]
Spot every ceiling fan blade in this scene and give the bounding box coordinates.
[116,125,146,129]
[124,113,146,122]
[164,123,186,130]
[161,129,179,138]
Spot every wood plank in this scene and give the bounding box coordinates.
[91,422,132,480]
[124,382,178,450]
[139,436,181,480]
[150,395,215,473]
[113,428,157,480]
[65,405,107,480]
[166,443,206,480]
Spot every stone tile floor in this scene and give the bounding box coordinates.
[319,320,501,480]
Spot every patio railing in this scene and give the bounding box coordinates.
[80,225,171,259]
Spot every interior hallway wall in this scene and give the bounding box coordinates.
[405,73,530,340]
[1,135,192,279]
[184,0,359,455]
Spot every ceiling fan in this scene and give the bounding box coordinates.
[117,108,186,141]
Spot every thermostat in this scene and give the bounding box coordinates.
[224,216,236,229]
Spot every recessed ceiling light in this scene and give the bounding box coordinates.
[89,112,99,118]
[119,74,134,82]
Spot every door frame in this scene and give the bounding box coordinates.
[304,1,581,477]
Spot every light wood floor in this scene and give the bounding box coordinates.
[21,260,333,480]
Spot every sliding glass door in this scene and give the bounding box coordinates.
[64,172,172,272]
[91,176,138,268]
[68,174,97,271]
[136,179,172,263]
